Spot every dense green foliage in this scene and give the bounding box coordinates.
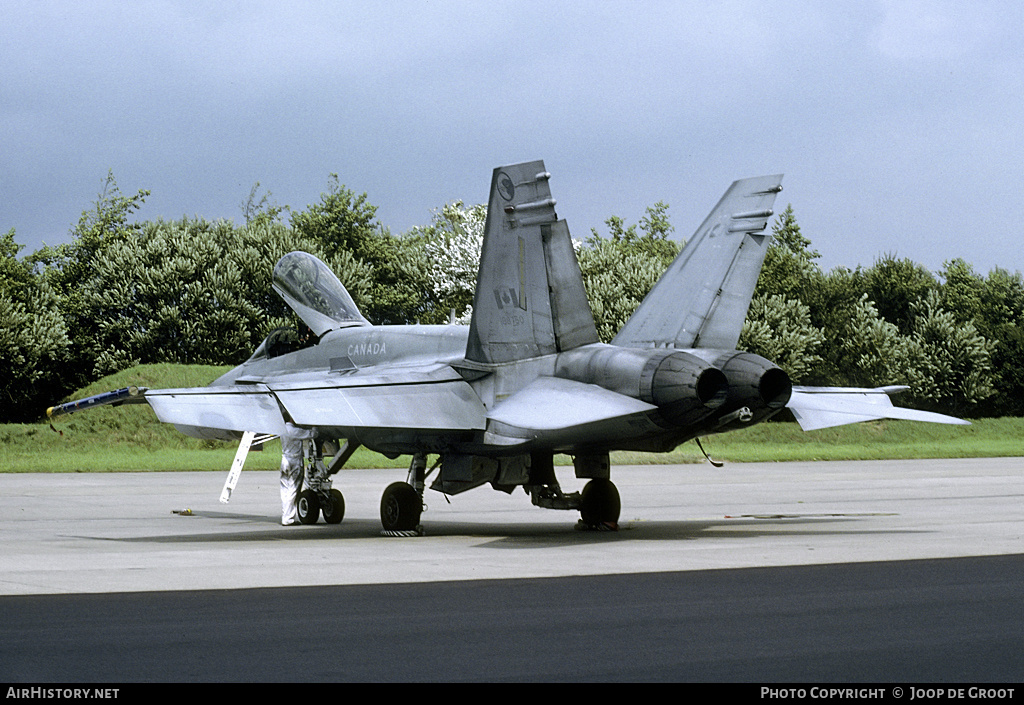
[0,229,70,412]
[736,204,1019,416]
[3,173,1022,424]
[579,202,680,342]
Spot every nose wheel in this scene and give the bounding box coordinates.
[322,488,345,524]
[297,490,320,524]
[293,438,350,525]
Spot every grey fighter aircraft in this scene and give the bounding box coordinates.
[48,160,966,533]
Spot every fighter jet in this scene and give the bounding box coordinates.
[48,160,966,533]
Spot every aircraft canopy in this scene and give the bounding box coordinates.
[272,251,369,336]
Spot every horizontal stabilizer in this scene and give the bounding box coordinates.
[488,376,656,432]
[787,387,970,431]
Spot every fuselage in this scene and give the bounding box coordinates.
[215,324,471,386]
[211,323,790,458]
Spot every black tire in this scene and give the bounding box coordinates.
[579,479,621,526]
[322,489,345,524]
[380,482,422,532]
[297,489,320,525]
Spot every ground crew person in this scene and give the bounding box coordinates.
[280,422,314,525]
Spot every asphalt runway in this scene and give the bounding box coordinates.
[2,555,1021,682]
[1,458,1022,681]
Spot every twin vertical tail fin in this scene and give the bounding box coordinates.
[612,174,784,351]
[465,166,782,363]
[466,161,599,364]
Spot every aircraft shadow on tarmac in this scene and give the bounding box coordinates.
[76,512,925,547]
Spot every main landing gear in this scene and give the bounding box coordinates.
[293,438,358,526]
[579,478,621,530]
[527,452,621,531]
[380,482,422,534]
[379,452,427,536]
[293,441,427,536]
[240,433,620,533]
[528,477,621,531]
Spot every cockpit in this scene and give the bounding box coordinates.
[272,251,369,335]
[248,251,370,361]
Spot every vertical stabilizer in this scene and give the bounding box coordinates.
[466,161,599,364]
[612,174,784,351]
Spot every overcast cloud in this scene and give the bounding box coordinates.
[3,0,1022,276]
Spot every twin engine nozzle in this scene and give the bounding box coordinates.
[688,349,794,431]
[556,345,792,430]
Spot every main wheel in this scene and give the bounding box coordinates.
[297,489,320,524]
[322,489,345,524]
[579,479,621,527]
[380,482,422,532]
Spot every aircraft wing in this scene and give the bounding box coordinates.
[269,375,486,431]
[146,385,289,437]
[786,386,970,431]
[54,364,488,439]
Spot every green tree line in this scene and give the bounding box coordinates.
[3,174,1021,422]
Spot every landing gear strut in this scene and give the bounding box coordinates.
[295,438,357,524]
[526,452,621,531]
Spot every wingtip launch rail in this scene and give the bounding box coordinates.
[47,386,148,418]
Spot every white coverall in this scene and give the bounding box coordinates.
[280,423,314,525]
